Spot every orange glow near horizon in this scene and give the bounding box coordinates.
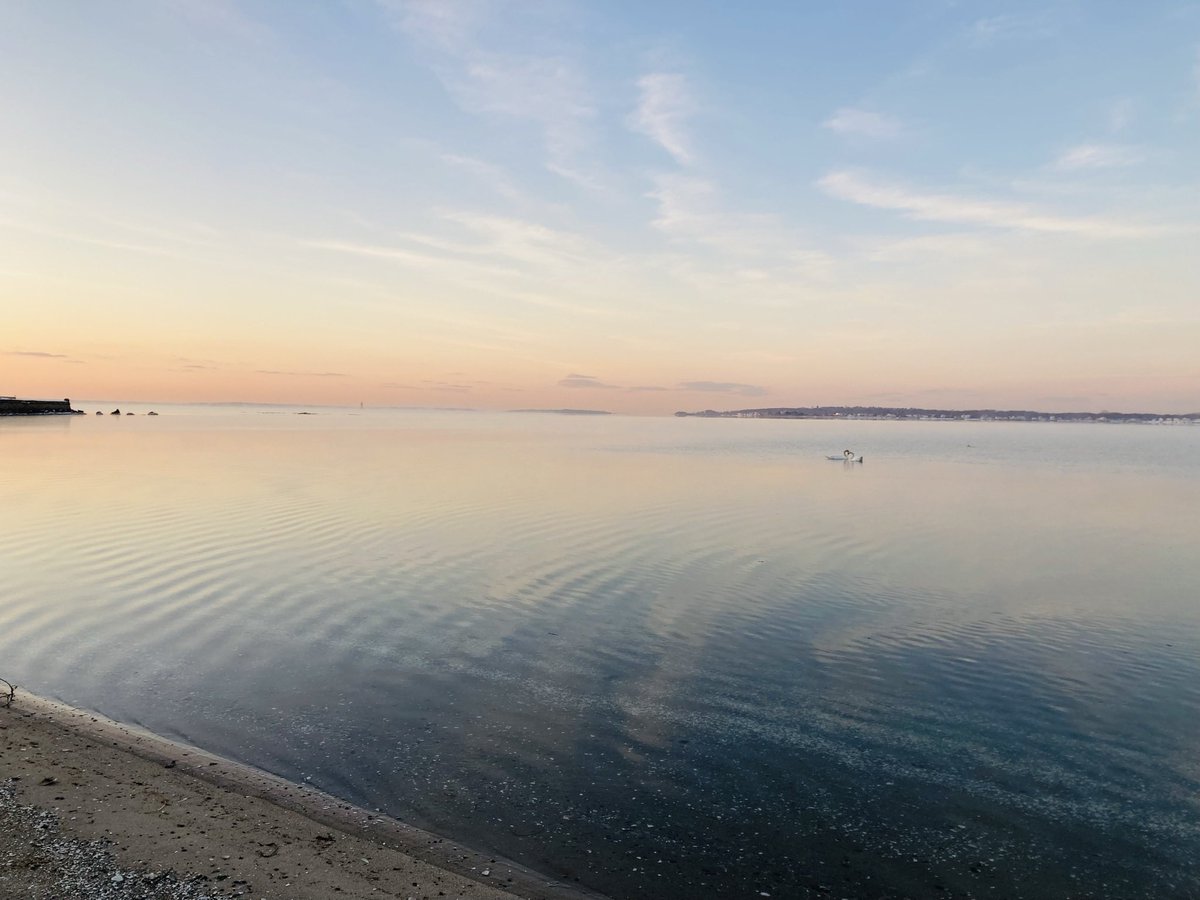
[3,4,1198,415]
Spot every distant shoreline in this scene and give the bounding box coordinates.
[675,405,1199,424]
[0,397,82,416]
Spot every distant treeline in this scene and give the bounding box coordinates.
[674,405,1199,423]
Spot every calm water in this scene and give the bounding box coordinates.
[2,407,1199,899]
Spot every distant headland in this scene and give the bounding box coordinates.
[674,405,1199,424]
[0,396,83,416]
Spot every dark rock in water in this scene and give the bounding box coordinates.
[147,411,158,416]
[96,411,104,415]
[111,409,121,416]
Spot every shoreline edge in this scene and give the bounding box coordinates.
[2,689,605,899]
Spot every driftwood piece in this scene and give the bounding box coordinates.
[0,677,15,708]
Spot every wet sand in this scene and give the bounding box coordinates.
[0,692,603,900]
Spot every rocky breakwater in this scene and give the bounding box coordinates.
[0,397,83,416]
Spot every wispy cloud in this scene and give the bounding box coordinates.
[456,56,595,164]
[310,227,620,321]
[174,356,220,371]
[0,218,201,259]
[380,0,480,49]
[5,350,68,358]
[631,72,696,165]
[441,212,596,271]
[421,379,473,392]
[302,238,520,279]
[646,173,836,298]
[862,233,992,264]
[560,375,767,396]
[1107,97,1134,133]
[441,153,524,202]
[969,11,1059,45]
[818,169,1157,238]
[650,174,800,257]
[164,0,273,44]
[385,1,600,186]
[257,370,349,378]
[649,174,719,238]
[1054,143,1145,171]
[678,381,767,397]
[559,373,620,389]
[823,107,902,140]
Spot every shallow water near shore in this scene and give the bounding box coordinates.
[3,407,1199,898]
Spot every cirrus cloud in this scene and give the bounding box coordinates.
[631,72,696,165]
[257,370,349,378]
[559,373,620,389]
[678,381,767,397]
[822,107,902,140]
[1054,143,1145,171]
[818,169,1158,238]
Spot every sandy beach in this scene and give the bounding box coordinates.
[0,692,602,900]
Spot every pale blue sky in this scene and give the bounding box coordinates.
[3,1,1198,411]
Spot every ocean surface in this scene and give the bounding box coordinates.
[2,405,1198,899]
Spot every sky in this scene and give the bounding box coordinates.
[2,1,1199,414]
